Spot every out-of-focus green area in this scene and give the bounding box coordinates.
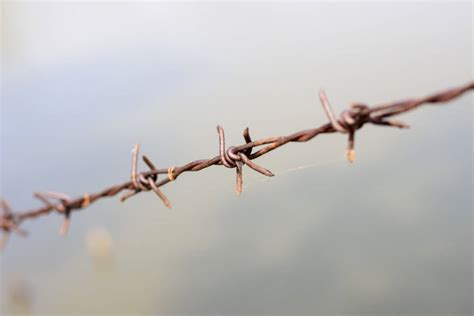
[1,2,472,316]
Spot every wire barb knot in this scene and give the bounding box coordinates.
[319,89,409,163]
[32,191,72,235]
[319,90,370,162]
[217,125,274,195]
[123,144,173,209]
[0,199,28,249]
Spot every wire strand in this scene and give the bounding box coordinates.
[1,81,472,247]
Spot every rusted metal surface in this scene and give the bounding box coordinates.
[1,81,473,247]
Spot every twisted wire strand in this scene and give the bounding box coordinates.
[1,81,473,248]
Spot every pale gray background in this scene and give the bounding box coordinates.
[1,2,472,316]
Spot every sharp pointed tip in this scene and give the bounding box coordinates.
[395,120,410,129]
[347,149,356,164]
[264,169,275,177]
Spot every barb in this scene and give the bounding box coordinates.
[1,81,472,247]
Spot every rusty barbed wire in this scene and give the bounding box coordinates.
[1,81,473,248]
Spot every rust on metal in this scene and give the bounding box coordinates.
[0,81,473,248]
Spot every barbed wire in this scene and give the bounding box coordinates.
[1,81,473,248]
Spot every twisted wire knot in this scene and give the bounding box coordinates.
[222,146,239,168]
[1,199,28,248]
[319,89,374,163]
[338,104,370,131]
[319,89,409,162]
[0,212,16,232]
[125,144,172,209]
[217,125,274,195]
[32,191,72,235]
[0,214,26,236]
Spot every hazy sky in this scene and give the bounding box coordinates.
[1,2,472,316]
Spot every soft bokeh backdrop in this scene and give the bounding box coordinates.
[1,2,472,316]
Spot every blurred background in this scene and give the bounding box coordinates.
[1,2,472,316]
